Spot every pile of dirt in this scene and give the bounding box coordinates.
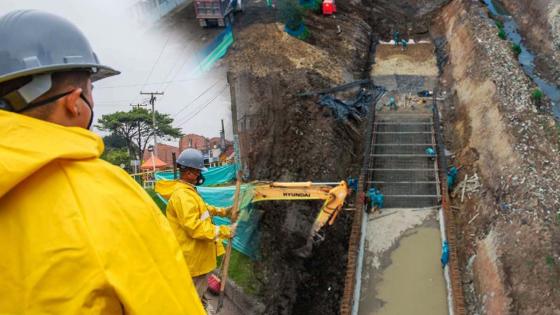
[433,0,560,313]
[229,23,347,84]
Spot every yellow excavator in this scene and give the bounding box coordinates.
[155,178,350,255]
[252,181,350,242]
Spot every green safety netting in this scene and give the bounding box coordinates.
[156,182,260,259]
[190,26,234,77]
[155,164,237,186]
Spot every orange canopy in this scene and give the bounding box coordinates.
[140,155,168,170]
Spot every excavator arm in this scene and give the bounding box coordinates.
[252,181,349,239]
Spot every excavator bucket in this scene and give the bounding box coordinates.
[310,181,348,237]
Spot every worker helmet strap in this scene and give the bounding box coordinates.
[1,74,52,112]
[14,90,73,113]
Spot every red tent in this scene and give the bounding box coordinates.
[141,155,168,170]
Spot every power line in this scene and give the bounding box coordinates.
[141,35,172,90]
[96,36,207,92]
[156,43,200,105]
[176,85,228,127]
[174,83,227,124]
[172,79,221,118]
[94,77,200,90]
[159,40,197,93]
[126,33,172,106]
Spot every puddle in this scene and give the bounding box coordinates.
[367,227,448,315]
[483,0,560,119]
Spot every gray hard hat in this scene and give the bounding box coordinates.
[177,148,208,171]
[0,10,120,111]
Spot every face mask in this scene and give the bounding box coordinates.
[196,174,205,186]
[79,93,94,130]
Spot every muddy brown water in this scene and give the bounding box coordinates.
[360,226,448,315]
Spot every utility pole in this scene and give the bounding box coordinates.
[140,91,164,159]
[130,103,147,173]
[220,119,226,151]
[227,72,241,168]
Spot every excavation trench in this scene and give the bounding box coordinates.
[225,1,458,314]
[224,0,560,313]
[354,40,450,315]
[227,2,373,313]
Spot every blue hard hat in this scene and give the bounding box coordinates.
[177,148,208,172]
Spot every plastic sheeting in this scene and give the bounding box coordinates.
[299,0,320,9]
[190,25,234,77]
[317,89,372,121]
[155,164,237,186]
[284,23,307,38]
[156,182,260,259]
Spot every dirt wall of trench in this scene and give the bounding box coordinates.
[433,1,560,314]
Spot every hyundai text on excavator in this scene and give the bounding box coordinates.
[252,180,349,242]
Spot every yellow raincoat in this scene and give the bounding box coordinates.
[157,181,230,277]
[0,111,205,315]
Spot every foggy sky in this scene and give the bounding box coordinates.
[0,0,233,142]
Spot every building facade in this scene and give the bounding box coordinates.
[142,143,180,167]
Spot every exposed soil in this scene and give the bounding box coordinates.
[373,43,439,77]
[223,0,560,313]
[360,0,451,39]
[495,0,560,85]
[433,0,560,313]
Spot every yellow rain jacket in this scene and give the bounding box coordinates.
[157,181,230,277]
[0,111,205,315]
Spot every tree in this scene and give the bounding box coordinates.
[96,107,182,162]
[103,133,128,151]
[101,148,130,170]
[100,134,131,170]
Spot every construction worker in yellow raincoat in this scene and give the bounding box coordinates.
[0,10,204,315]
[159,148,233,313]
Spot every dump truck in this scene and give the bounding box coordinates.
[194,0,238,27]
